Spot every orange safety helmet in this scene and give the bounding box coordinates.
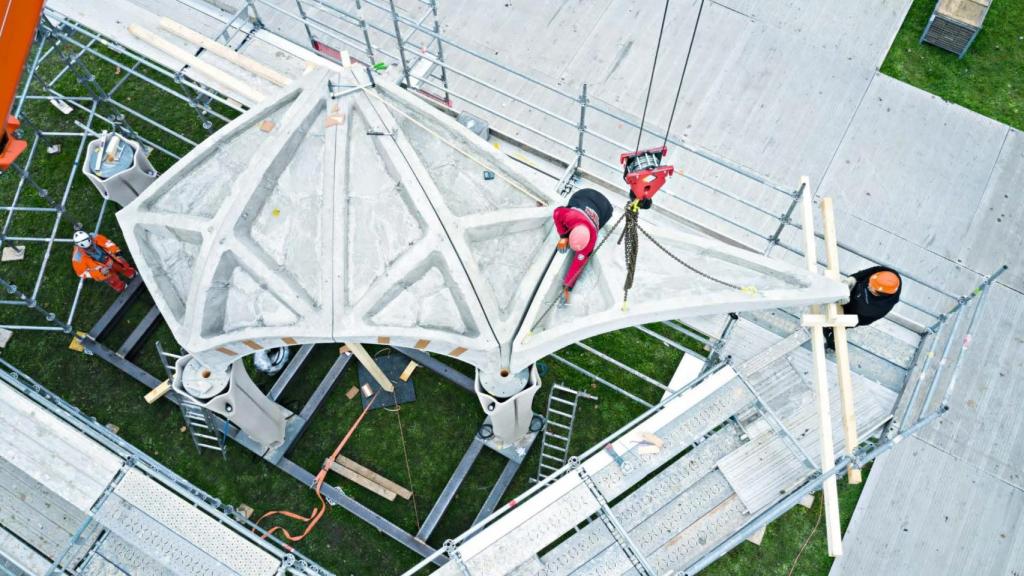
[868,271,900,295]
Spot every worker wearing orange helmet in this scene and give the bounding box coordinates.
[71,230,137,293]
[552,188,613,302]
[825,266,902,349]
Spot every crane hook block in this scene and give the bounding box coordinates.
[620,146,674,209]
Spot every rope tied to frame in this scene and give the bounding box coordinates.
[255,393,378,544]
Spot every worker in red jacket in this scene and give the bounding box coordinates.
[552,188,613,302]
[71,230,137,292]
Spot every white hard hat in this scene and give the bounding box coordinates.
[73,230,92,248]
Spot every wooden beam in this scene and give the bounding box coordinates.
[399,361,418,382]
[820,196,862,485]
[328,461,397,501]
[799,177,843,557]
[345,342,394,392]
[127,24,266,104]
[158,17,293,86]
[801,313,858,328]
[336,456,412,500]
[144,380,172,404]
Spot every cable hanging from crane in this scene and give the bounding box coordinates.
[617,0,754,309]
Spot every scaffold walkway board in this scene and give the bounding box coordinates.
[520,427,744,576]
[432,366,753,575]
[0,379,123,510]
[487,327,897,573]
[0,377,283,575]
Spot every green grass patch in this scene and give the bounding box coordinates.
[882,0,1024,129]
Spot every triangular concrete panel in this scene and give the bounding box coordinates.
[134,224,202,322]
[344,100,426,306]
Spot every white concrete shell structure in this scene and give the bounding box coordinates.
[117,67,846,447]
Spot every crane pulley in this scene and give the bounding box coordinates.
[620,146,674,210]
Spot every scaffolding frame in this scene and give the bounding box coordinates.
[0,1,1008,573]
[0,357,331,576]
[0,8,248,332]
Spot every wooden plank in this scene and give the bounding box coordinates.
[143,380,172,404]
[328,461,397,501]
[936,0,990,27]
[345,342,395,392]
[336,456,412,500]
[821,196,862,485]
[662,353,704,401]
[127,24,266,104]
[799,177,843,557]
[277,458,439,562]
[398,361,417,382]
[746,526,767,546]
[158,17,292,86]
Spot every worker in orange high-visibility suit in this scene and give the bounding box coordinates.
[71,230,136,292]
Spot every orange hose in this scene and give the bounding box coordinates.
[256,393,378,543]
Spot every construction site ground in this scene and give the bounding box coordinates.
[0,16,863,576]
[1,1,1022,575]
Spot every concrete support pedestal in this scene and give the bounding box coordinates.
[476,365,542,449]
[171,355,292,452]
[82,134,157,207]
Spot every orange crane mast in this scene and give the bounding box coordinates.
[1,0,47,170]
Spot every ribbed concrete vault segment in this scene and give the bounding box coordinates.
[117,67,846,380]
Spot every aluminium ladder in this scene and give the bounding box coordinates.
[533,383,596,482]
[155,341,227,458]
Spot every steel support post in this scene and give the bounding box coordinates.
[428,0,451,104]
[354,0,377,64]
[387,0,412,86]
[292,0,318,50]
[764,179,805,256]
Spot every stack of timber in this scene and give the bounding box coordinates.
[330,456,413,502]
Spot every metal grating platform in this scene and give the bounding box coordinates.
[101,468,280,576]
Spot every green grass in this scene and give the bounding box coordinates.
[882,0,1024,130]
[2,32,867,576]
